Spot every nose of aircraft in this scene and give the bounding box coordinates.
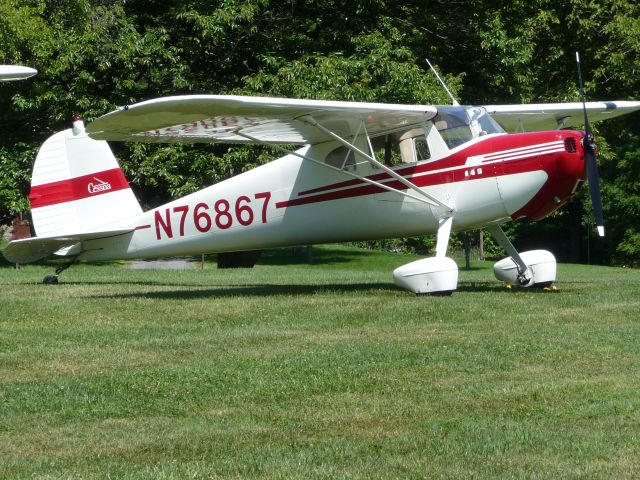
[511,131,587,221]
[557,132,587,185]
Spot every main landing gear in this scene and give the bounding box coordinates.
[393,217,459,295]
[392,221,557,295]
[487,225,557,289]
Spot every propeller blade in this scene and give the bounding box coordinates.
[576,52,592,137]
[576,52,605,237]
[584,138,605,236]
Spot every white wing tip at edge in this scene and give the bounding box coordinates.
[0,65,38,81]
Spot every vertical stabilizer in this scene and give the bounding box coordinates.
[29,118,143,237]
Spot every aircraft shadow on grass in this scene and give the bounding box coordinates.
[85,280,542,300]
[258,247,373,266]
[2,248,556,296]
[0,246,378,269]
[91,282,398,299]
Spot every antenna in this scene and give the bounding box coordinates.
[425,58,459,106]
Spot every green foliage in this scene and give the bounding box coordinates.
[352,236,436,256]
[0,0,639,263]
[121,142,280,207]
[602,122,640,265]
[0,143,36,215]
[242,29,462,104]
[352,229,508,261]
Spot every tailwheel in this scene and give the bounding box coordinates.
[42,256,78,284]
[43,274,59,284]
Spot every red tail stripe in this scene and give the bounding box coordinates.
[29,168,131,209]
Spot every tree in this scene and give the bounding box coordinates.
[1,0,639,264]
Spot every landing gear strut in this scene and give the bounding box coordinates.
[43,257,78,284]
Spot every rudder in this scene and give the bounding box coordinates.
[29,117,142,237]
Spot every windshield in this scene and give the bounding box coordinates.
[433,106,505,149]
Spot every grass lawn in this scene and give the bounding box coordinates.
[0,244,639,478]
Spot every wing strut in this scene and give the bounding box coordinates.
[235,131,445,208]
[299,115,453,212]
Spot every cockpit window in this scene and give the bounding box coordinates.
[433,106,505,149]
[326,146,356,171]
[414,137,430,161]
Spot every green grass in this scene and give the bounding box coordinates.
[0,245,639,479]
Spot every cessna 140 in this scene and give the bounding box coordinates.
[4,69,640,293]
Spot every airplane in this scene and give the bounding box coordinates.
[3,78,640,293]
[0,65,37,82]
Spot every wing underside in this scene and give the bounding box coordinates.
[484,101,640,132]
[86,95,438,145]
[87,96,640,145]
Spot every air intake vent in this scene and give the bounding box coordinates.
[564,137,577,153]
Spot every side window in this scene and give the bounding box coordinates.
[375,138,402,166]
[414,137,431,161]
[398,129,430,164]
[371,129,431,167]
[326,146,356,171]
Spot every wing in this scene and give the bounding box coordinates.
[484,101,640,132]
[86,95,437,145]
[0,65,37,82]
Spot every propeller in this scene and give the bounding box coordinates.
[576,52,605,237]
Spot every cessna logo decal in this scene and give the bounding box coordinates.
[88,177,112,194]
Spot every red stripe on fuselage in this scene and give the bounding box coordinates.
[278,131,584,211]
[29,168,131,209]
[297,162,430,197]
[276,166,484,208]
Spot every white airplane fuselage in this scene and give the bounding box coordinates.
[76,129,586,262]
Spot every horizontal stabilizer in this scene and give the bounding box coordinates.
[2,228,133,264]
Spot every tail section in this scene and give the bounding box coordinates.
[29,118,142,237]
